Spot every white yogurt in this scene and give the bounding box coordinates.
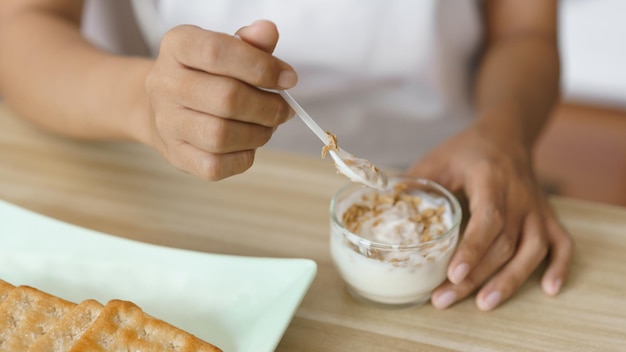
[329,148,388,190]
[330,177,461,306]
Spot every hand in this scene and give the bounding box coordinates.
[143,20,297,180]
[409,122,574,311]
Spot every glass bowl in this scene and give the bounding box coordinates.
[330,176,462,308]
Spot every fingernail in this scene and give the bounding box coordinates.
[479,291,502,311]
[450,263,469,284]
[545,278,562,296]
[278,70,298,89]
[432,290,456,309]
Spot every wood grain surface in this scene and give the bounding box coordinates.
[1,104,625,351]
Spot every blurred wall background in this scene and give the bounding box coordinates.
[79,0,626,206]
[534,0,626,206]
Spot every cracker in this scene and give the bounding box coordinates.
[67,299,221,352]
[27,299,103,352]
[0,279,14,304]
[0,285,76,351]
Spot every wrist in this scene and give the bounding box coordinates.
[124,58,155,147]
[473,101,545,152]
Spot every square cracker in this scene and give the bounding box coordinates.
[27,299,104,352]
[0,279,14,304]
[0,285,76,352]
[68,299,222,352]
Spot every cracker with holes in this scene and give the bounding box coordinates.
[0,286,76,351]
[67,299,221,352]
[27,299,104,352]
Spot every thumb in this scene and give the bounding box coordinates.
[234,20,279,54]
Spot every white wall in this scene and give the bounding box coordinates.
[80,0,626,110]
[560,0,626,109]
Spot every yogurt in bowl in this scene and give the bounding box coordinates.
[330,176,462,308]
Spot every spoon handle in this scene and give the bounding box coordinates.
[278,90,331,145]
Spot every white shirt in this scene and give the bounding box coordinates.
[86,0,483,168]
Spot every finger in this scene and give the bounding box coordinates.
[235,20,279,53]
[474,211,549,311]
[409,160,451,189]
[540,203,574,296]
[162,107,274,153]
[446,167,507,284]
[161,24,297,89]
[431,229,517,309]
[163,141,255,181]
[152,68,293,127]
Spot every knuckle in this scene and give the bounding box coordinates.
[505,271,526,290]
[159,29,177,52]
[462,275,482,291]
[273,98,292,125]
[457,272,485,294]
[215,80,241,117]
[202,118,229,152]
[475,159,496,175]
[486,283,514,304]
[498,236,517,260]
[160,142,198,177]
[161,25,194,52]
[145,66,170,95]
[203,166,223,181]
[457,243,481,267]
[533,236,549,259]
[197,154,224,181]
[197,150,255,181]
[258,126,273,146]
[146,62,186,98]
[198,33,224,65]
[550,221,576,253]
[237,150,256,172]
[251,58,275,85]
[488,271,524,295]
[162,25,225,69]
[529,228,549,250]
[484,204,505,229]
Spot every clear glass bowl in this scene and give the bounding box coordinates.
[330,176,462,308]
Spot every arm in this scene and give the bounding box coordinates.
[0,0,296,180]
[474,0,560,150]
[0,0,152,141]
[410,0,573,311]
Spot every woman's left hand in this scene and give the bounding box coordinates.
[409,121,574,311]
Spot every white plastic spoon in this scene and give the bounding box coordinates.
[278,90,388,189]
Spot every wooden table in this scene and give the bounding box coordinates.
[1,104,625,351]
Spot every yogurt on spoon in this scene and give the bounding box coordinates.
[322,132,388,190]
[279,90,388,189]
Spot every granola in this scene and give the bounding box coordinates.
[341,182,449,246]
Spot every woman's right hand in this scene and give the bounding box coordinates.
[143,20,297,180]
